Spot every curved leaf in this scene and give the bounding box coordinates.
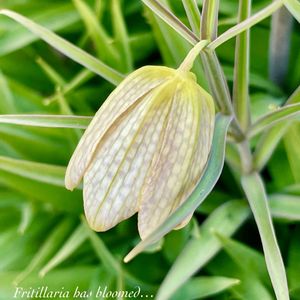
[0,9,124,85]
[249,103,300,138]
[241,173,290,300]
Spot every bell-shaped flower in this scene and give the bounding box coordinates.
[65,41,215,239]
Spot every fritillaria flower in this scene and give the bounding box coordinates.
[65,41,215,239]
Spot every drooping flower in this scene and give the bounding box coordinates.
[65,41,215,239]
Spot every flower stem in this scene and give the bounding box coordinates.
[201,50,245,141]
[178,40,208,72]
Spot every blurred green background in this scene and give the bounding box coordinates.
[0,0,299,299]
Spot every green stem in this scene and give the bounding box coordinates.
[237,140,253,174]
[200,0,219,40]
[178,40,208,72]
[232,0,251,131]
[201,50,245,141]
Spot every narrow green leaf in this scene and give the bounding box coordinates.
[73,0,119,65]
[182,0,201,37]
[232,0,251,130]
[0,10,124,85]
[253,122,290,171]
[286,85,300,105]
[40,224,88,277]
[287,228,300,290]
[0,70,17,113]
[269,194,300,221]
[241,173,289,300]
[81,217,121,276]
[55,89,82,146]
[0,169,82,213]
[18,203,34,235]
[214,233,269,285]
[249,103,300,138]
[0,4,80,57]
[124,114,232,262]
[141,0,199,45]
[206,249,274,300]
[0,114,91,129]
[0,155,67,187]
[111,0,133,72]
[200,0,219,40]
[172,276,240,300]
[156,201,250,300]
[284,0,300,22]
[36,57,66,86]
[44,69,94,105]
[253,86,300,170]
[14,218,75,284]
[284,123,300,182]
[210,0,284,49]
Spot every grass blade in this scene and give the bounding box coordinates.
[0,114,91,129]
[253,122,290,171]
[214,233,269,285]
[182,0,201,37]
[142,0,198,45]
[0,155,67,187]
[111,0,133,72]
[210,0,284,49]
[286,85,300,105]
[249,103,300,137]
[172,276,240,300]
[241,173,290,300]
[284,123,300,182]
[124,114,232,262]
[73,0,119,65]
[40,224,88,277]
[269,194,300,221]
[0,4,80,57]
[253,86,300,170]
[0,70,17,114]
[36,57,66,86]
[0,10,124,85]
[156,200,250,300]
[0,169,82,213]
[14,218,75,284]
[81,217,121,276]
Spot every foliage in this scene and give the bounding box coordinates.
[0,0,299,299]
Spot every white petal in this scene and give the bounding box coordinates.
[65,66,175,190]
[173,85,215,209]
[138,80,201,239]
[83,81,175,231]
